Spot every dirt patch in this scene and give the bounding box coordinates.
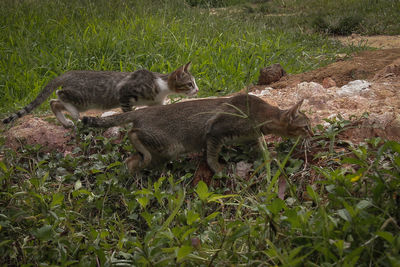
[269,48,400,88]
[249,47,400,142]
[335,34,400,49]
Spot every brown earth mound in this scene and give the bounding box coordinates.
[249,48,400,143]
[4,116,72,153]
[270,48,400,88]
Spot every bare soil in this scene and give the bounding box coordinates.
[248,38,400,143]
[335,34,400,50]
[269,48,400,88]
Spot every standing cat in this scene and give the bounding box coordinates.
[3,62,198,128]
[82,94,313,174]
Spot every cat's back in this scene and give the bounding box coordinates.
[132,94,270,125]
[131,98,228,151]
[139,97,226,118]
[132,97,228,133]
[57,70,130,85]
[227,94,277,117]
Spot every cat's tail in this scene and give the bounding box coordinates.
[2,77,63,124]
[82,112,135,128]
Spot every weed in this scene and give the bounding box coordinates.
[1,116,399,265]
[313,14,363,35]
[241,0,400,35]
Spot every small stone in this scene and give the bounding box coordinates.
[295,82,325,98]
[322,77,337,88]
[257,63,286,85]
[249,87,273,97]
[236,161,252,180]
[101,111,119,117]
[336,53,347,60]
[103,126,122,139]
[337,80,371,97]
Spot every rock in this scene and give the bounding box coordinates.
[258,63,286,85]
[101,111,119,117]
[235,161,252,180]
[336,53,348,60]
[103,126,122,140]
[5,117,72,152]
[337,80,371,96]
[249,87,273,97]
[294,82,334,109]
[100,111,123,140]
[295,82,326,98]
[322,77,337,88]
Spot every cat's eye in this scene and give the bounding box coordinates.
[187,82,194,87]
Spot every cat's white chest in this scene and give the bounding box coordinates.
[154,78,171,104]
[128,78,171,106]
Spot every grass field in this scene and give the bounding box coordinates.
[0,0,363,115]
[233,0,400,35]
[1,0,400,266]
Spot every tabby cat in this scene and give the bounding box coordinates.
[3,62,198,128]
[83,94,312,174]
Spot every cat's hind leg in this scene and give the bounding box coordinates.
[125,154,142,174]
[50,99,75,128]
[125,130,152,173]
[62,102,80,121]
[206,135,224,174]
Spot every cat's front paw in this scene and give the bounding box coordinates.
[125,154,142,174]
[62,119,75,128]
[208,161,225,175]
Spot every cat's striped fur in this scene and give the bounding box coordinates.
[3,62,198,128]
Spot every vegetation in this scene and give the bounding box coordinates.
[1,0,399,266]
[204,0,400,35]
[1,116,400,265]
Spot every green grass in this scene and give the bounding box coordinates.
[0,0,362,116]
[238,0,400,35]
[1,117,399,265]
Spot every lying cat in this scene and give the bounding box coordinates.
[3,62,198,128]
[83,94,312,174]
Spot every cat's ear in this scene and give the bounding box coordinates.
[175,65,185,79]
[184,61,192,72]
[281,99,304,122]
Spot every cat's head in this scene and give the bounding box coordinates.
[279,99,313,137]
[168,62,199,96]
